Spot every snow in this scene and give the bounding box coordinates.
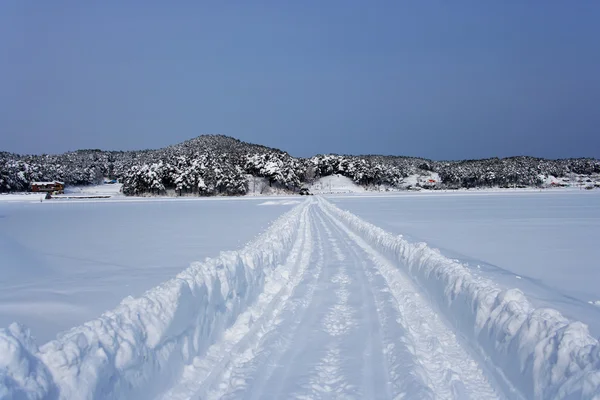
[329,190,600,337]
[320,198,600,399]
[309,174,365,194]
[31,181,64,186]
[258,200,302,206]
[0,197,296,343]
[0,193,49,203]
[398,171,441,188]
[63,183,124,197]
[0,199,309,399]
[539,174,561,186]
[538,173,600,189]
[0,184,124,202]
[1,192,600,399]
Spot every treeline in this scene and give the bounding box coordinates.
[1,135,598,195]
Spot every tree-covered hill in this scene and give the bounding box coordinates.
[1,135,598,195]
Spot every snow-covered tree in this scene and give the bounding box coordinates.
[1,135,598,194]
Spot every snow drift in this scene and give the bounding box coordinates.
[319,198,600,400]
[0,200,311,399]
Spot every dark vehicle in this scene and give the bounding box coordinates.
[299,187,311,196]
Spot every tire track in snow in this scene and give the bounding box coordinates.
[210,208,328,400]
[253,209,352,399]
[288,207,382,399]
[312,209,384,400]
[306,235,356,398]
[160,199,502,400]
[320,206,435,400]
[319,200,502,400]
[159,202,314,400]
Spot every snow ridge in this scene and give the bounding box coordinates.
[0,199,311,400]
[319,198,600,400]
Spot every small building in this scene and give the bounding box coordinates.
[31,181,65,194]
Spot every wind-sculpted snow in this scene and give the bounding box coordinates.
[320,198,600,399]
[0,199,311,400]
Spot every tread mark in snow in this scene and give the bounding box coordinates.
[319,200,502,400]
[160,199,503,400]
[218,210,327,400]
[160,204,315,400]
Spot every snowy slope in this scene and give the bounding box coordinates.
[399,171,441,188]
[2,197,599,399]
[0,193,49,203]
[309,174,365,194]
[63,183,124,197]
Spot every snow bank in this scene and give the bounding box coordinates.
[0,200,310,399]
[258,200,302,206]
[0,193,46,203]
[309,174,365,194]
[320,198,600,400]
[64,183,123,197]
[400,172,441,188]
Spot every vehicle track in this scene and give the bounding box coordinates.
[160,200,503,400]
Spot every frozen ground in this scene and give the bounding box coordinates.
[1,192,599,399]
[0,197,295,343]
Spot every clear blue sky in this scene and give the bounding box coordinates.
[1,1,599,160]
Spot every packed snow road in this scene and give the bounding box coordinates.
[2,197,599,399]
[161,199,500,400]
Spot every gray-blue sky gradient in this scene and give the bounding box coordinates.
[1,1,599,159]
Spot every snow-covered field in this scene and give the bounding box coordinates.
[1,190,599,399]
[309,174,366,194]
[329,190,600,336]
[0,197,296,343]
